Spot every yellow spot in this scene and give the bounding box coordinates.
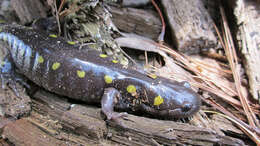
[38,56,44,63]
[99,54,107,58]
[49,34,57,38]
[154,96,164,106]
[148,74,157,79]
[77,70,85,78]
[52,62,60,70]
[104,75,113,84]
[112,60,118,63]
[67,41,76,45]
[127,85,136,94]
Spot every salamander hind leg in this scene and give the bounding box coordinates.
[101,88,127,122]
[0,55,29,97]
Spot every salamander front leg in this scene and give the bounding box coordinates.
[101,87,127,121]
[0,55,29,97]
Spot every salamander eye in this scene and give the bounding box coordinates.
[181,81,191,88]
[181,102,192,112]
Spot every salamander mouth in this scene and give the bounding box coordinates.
[140,97,201,119]
[167,107,199,118]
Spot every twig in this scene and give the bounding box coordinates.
[54,0,61,36]
[204,110,260,145]
[47,0,61,35]
[58,0,66,14]
[150,0,165,42]
[219,6,258,129]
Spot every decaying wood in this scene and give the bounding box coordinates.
[1,90,245,145]
[10,0,47,24]
[120,0,150,7]
[0,84,31,119]
[109,5,162,40]
[0,0,17,23]
[161,0,218,54]
[233,0,260,101]
[2,119,66,145]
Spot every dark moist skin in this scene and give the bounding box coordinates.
[0,24,201,120]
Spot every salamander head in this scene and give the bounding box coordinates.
[144,81,201,119]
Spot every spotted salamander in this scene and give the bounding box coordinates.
[0,24,201,120]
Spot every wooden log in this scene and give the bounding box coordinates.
[0,83,31,118]
[232,0,260,101]
[161,0,218,54]
[109,5,162,40]
[2,119,66,146]
[0,87,246,145]
[120,0,150,7]
[25,90,244,145]
[0,0,17,23]
[106,116,245,145]
[10,0,47,24]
